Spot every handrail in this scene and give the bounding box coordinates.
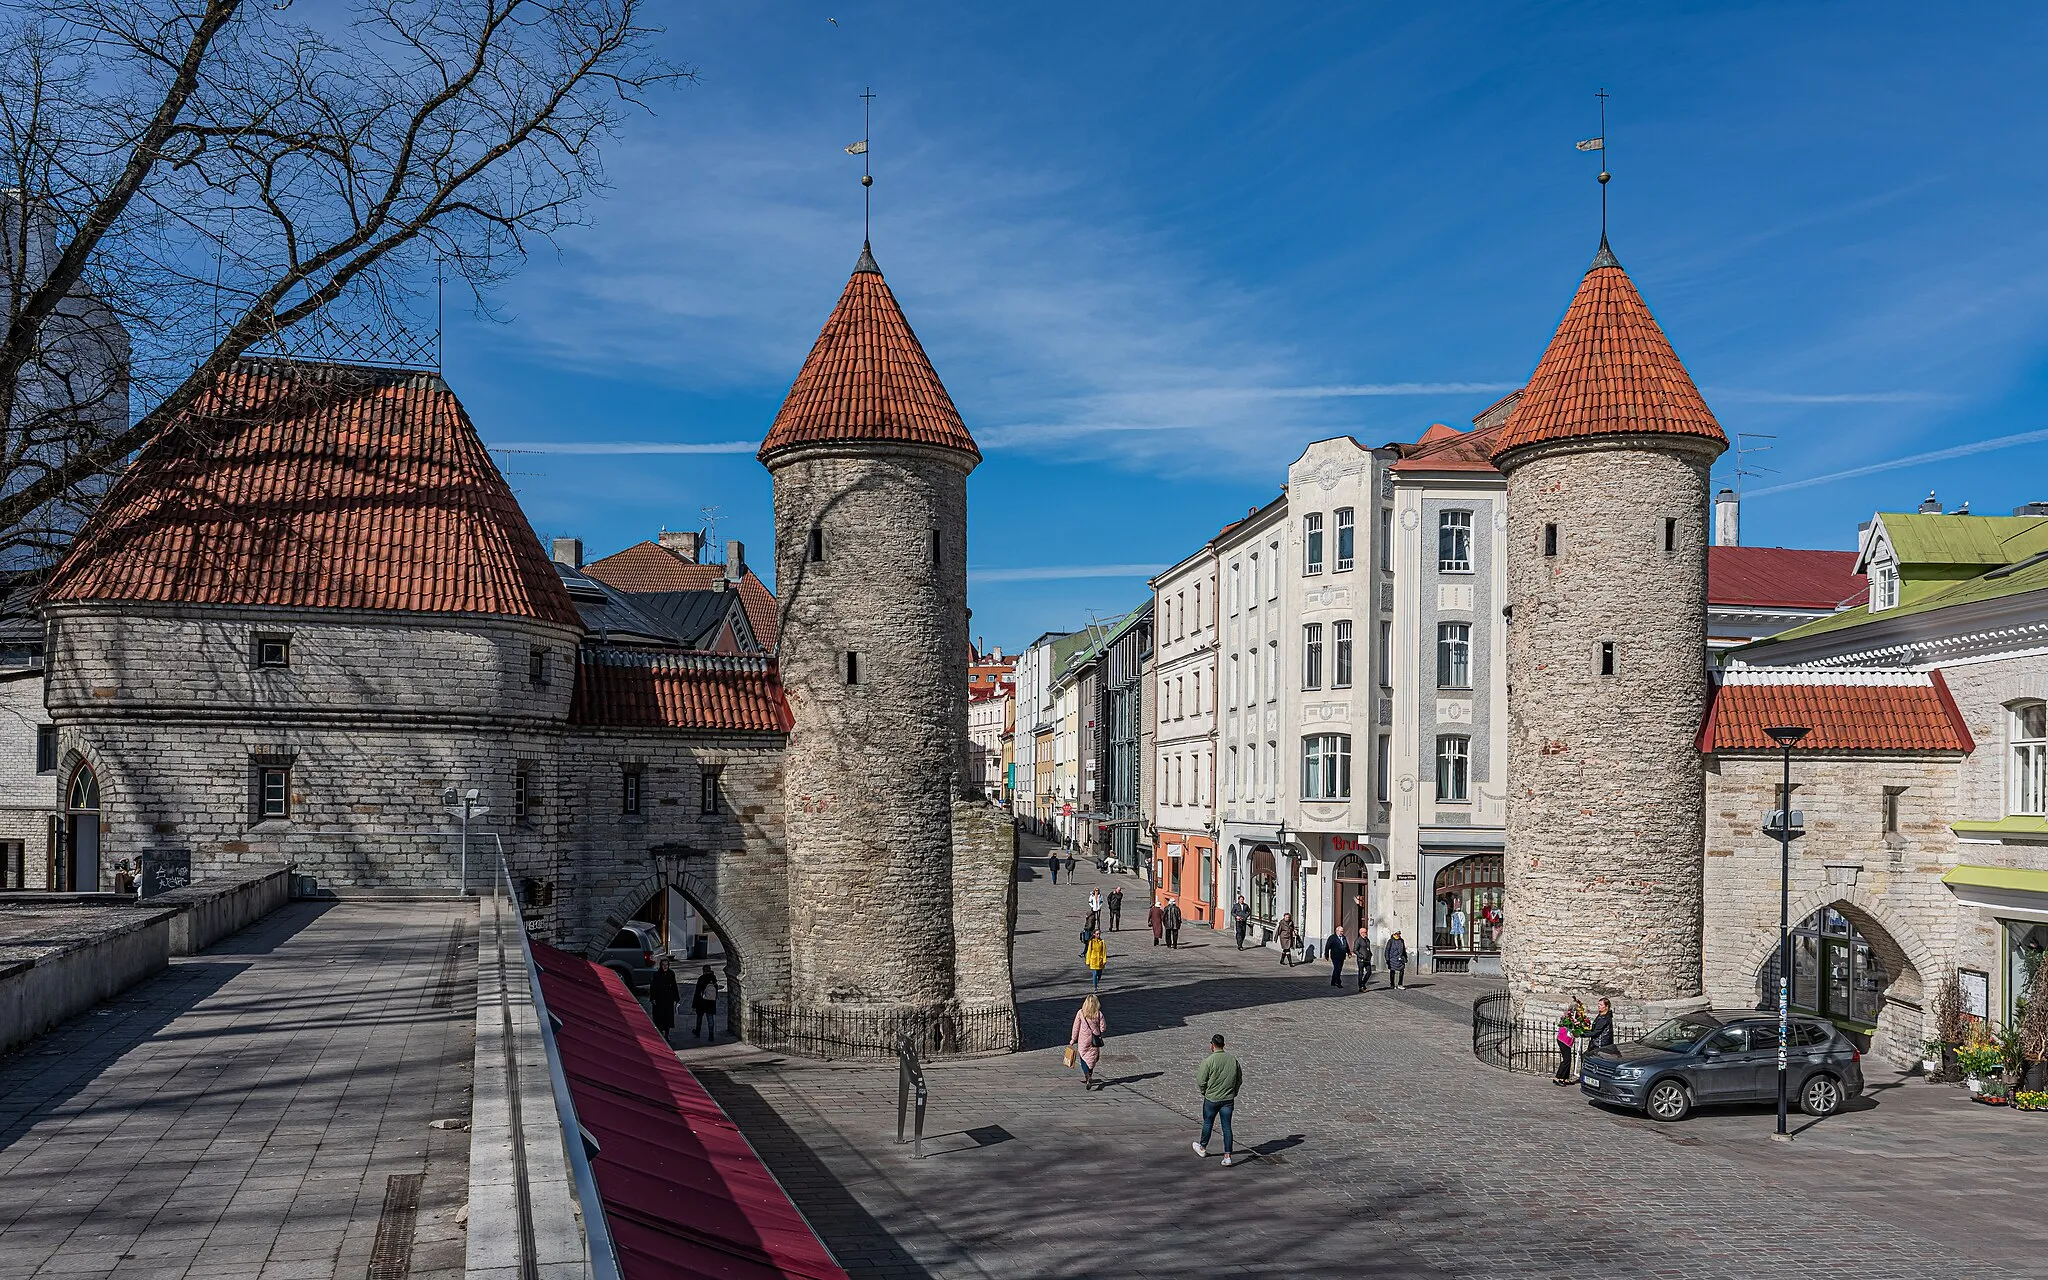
[490,857,624,1280]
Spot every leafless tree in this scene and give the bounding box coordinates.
[0,0,685,569]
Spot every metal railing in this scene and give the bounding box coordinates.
[746,1000,1019,1062]
[1472,989,1643,1075]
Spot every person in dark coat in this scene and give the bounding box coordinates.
[1107,887,1124,932]
[1049,852,1060,884]
[1231,896,1250,950]
[691,965,719,1039]
[1164,900,1183,948]
[1148,900,1165,946]
[1384,931,1408,989]
[1354,928,1374,990]
[1589,997,1616,1053]
[1324,927,1350,986]
[649,958,680,1047]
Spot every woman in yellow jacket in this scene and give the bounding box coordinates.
[1084,928,1107,990]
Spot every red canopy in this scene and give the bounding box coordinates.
[531,943,847,1280]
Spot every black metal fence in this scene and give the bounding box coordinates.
[1472,989,1644,1075]
[745,1000,1019,1062]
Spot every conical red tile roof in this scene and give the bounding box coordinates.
[1489,239,1727,463]
[757,244,979,463]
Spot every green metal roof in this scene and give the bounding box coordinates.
[1942,861,2048,890]
[1877,513,2048,566]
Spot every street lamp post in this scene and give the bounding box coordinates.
[1764,724,1810,1141]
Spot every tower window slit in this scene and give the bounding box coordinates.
[1664,517,1677,553]
[1543,523,1558,557]
[808,527,825,562]
[1599,641,1616,676]
[845,651,860,685]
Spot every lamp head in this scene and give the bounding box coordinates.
[1764,725,1811,746]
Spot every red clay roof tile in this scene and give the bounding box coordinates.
[1699,669,1972,753]
[583,542,779,650]
[757,245,979,463]
[569,651,791,734]
[1490,241,1728,463]
[45,359,580,626]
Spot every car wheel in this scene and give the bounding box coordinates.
[1645,1078,1691,1122]
[1800,1073,1843,1118]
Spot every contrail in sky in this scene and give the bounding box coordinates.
[1748,426,2048,496]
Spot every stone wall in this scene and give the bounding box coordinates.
[0,669,52,887]
[1500,440,1714,1018]
[951,799,1018,1020]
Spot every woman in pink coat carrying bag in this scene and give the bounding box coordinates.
[1069,994,1107,1090]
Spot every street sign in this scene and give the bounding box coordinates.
[445,803,491,819]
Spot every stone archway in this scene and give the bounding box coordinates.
[1732,882,1936,1067]
[590,856,791,1040]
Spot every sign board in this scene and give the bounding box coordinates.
[1960,969,1990,1020]
[140,849,192,898]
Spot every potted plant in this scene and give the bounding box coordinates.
[2014,1090,2048,1113]
[1955,1040,2008,1101]
[1919,1038,1946,1078]
[2020,961,2048,1092]
[1931,968,1969,1082]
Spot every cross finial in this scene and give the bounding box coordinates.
[1595,88,1611,237]
[859,86,875,242]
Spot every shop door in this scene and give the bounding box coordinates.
[1334,855,1368,939]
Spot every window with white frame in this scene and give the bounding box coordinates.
[1437,622,1471,689]
[1439,510,1473,573]
[1302,733,1352,800]
[1436,735,1470,802]
[1302,623,1324,689]
[1871,559,1900,611]
[1333,620,1353,688]
[1375,734,1390,804]
[1304,513,1324,575]
[1335,508,1355,571]
[1380,508,1392,572]
[2013,701,2047,816]
[1378,620,1392,687]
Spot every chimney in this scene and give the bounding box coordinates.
[2015,501,2048,516]
[550,537,583,569]
[1712,489,1738,547]
[1919,491,1943,514]
[724,540,745,583]
[658,528,703,562]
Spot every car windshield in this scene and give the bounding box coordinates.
[1640,1016,1720,1051]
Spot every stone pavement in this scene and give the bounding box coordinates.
[0,900,475,1280]
[688,835,2046,1280]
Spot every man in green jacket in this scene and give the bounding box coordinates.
[1192,1034,1243,1167]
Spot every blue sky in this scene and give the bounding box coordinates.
[448,1,2048,651]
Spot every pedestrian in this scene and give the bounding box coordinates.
[1164,899,1183,949]
[1449,901,1469,951]
[691,965,719,1039]
[1232,896,1250,950]
[1066,849,1076,875]
[1069,994,1108,1090]
[1049,852,1060,885]
[1089,888,1103,918]
[649,957,680,1048]
[1108,886,1124,932]
[1086,902,1102,935]
[1148,900,1165,947]
[1191,1033,1243,1167]
[1355,928,1374,990]
[1384,930,1408,989]
[1084,928,1108,990]
[1555,998,1590,1086]
[1324,925,1350,987]
[1589,997,1617,1054]
[1276,913,1298,966]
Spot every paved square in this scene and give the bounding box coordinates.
[689,835,2045,1279]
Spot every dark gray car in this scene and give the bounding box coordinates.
[599,920,663,994]
[1579,1010,1864,1122]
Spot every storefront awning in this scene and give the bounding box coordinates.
[1941,864,2048,923]
[1952,816,2048,844]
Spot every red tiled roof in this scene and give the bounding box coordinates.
[1708,546,1865,610]
[1698,669,1973,753]
[570,652,792,733]
[584,542,779,650]
[531,943,849,1280]
[757,245,979,463]
[1490,240,1728,463]
[46,359,581,625]
[1390,419,1508,475]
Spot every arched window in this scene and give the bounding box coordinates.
[2012,701,2047,816]
[68,765,99,813]
[1758,908,1893,1028]
[1432,854,1502,954]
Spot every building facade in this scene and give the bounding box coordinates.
[1151,545,1221,925]
[1217,495,1291,938]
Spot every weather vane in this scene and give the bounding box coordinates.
[845,88,875,241]
[1576,89,1611,237]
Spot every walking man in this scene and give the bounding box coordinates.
[1384,930,1408,989]
[1108,886,1124,932]
[690,965,719,1040]
[1324,925,1350,987]
[1164,899,1183,949]
[1231,896,1250,950]
[1354,928,1373,990]
[1192,1034,1242,1167]
[649,957,680,1048]
[1049,851,1060,885]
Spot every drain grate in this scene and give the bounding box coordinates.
[366,1172,424,1279]
[426,921,467,1011]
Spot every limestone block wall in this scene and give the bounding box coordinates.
[950,799,1019,1027]
[770,442,972,1017]
[1500,441,1714,1017]
[0,668,53,886]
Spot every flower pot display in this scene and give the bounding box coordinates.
[2013,1090,2048,1112]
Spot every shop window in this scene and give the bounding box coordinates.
[2007,921,2048,1027]
[1432,853,1502,954]
[1199,848,1213,903]
[1758,907,1891,1029]
[1249,846,1278,924]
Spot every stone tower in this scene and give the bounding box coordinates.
[759,241,1015,1054]
[1489,237,1728,1021]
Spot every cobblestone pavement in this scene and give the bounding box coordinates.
[691,835,2046,1280]
[0,900,475,1280]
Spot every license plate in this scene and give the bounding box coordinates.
[1581,1073,1597,1086]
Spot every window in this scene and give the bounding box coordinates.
[0,840,21,890]
[1246,743,1257,802]
[1304,513,1324,575]
[255,633,291,668]
[1193,583,1203,631]
[1265,642,1278,702]
[1227,747,1238,801]
[702,765,724,815]
[845,651,861,685]
[1437,622,1471,689]
[1177,591,1187,639]
[1228,560,1240,614]
[1375,734,1390,804]
[1378,621,1392,687]
[1302,733,1353,800]
[1872,560,1900,611]
[1265,738,1278,801]
[1882,785,1904,836]
[930,529,941,564]
[1433,853,1503,954]
[1436,735,1470,802]
[1599,641,1617,677]
[530,647,549,686]
[259,767,290,819]
[1543,523,1558,557]
[1335,508,1355,571]
[2013,701,2047,816]
[1268,539,1280,600]
[808,527,825,562]
[622,768,642,815]
[1199,848,1213,903]
[1760,907,1892,1027]
[1379,508,1392,572]
[35,725,55,774]
[1247,553,1258,608]
[1333,620,1353,688]
[1439,510,1473,572]
[1302,624,1324,689]
[1664,517,1678,553]
[514,768,530,820]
